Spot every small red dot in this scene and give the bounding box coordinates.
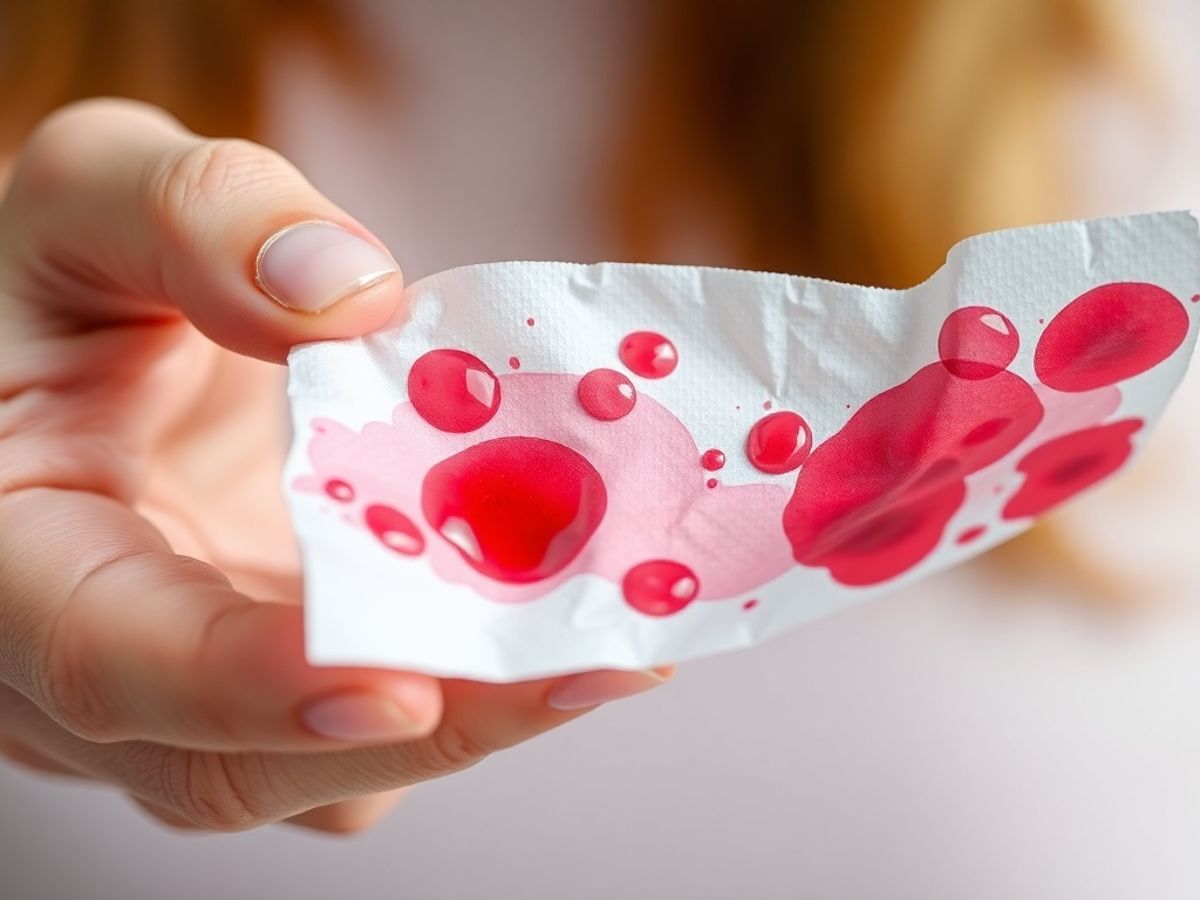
[1191,294,1199,304]
[1038,318,1045,324]
[742,598,759,611]
[508,356,521,370]
[706,478,718,489]
[762,400,773,410]
[526,317,536,326]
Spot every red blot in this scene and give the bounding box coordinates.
[706,478,718,489]
[762,400,773,410]
[365,504,425,556]
[509,356,521,370]
[619,331,678,379]
[578,368,637,420]
[938,306,1019,379]
[324,479,355,502]
[622,560,699,616]
[1034,282,1188,392]
[784,364,1043,586]
[422,437,607,583]
[955,525,987,545]
[742,598,759,611]
[700,449,726,471]
[526,317,536,326]
[746,411,813,475]
[1002,419,1142,519]
[408,349,501,433]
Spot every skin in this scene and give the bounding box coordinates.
[0,98,671,834]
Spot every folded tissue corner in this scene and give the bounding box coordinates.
[283,211,1200,681]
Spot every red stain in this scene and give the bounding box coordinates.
[577,368,637,421]
[619,331,678,379]
[622,560,699,616]
[526,317,536,326]
[701,449,726,471]
[1002,419,1142,519]
[746,411,812,475]
[955,525,987,545]
[742,598,759,611]
[421,437,607,583]
[324,479,355,502]
[783,363,1043,586]
[762,400,773,410]
[938,306,1018,379]
[509,356,521,370]
[365,505,426,556]
[1035,282,1188,391]
[706,478,718,489]
[408,349,501,433]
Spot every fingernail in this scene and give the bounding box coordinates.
[547,669,670,711]
[255,220,399,312]
[300,690,423,742]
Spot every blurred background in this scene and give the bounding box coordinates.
[2,1,1200,898]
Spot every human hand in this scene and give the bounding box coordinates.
[0,98,671,833]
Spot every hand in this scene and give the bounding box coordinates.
[0,98,671,833]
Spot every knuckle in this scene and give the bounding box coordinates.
[167,751,278,832]
[412,722,494,778]
[150,137,284,230]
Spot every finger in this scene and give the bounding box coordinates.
[0,487,442,751]
[0,97,404,361]
[0,733,90,779]
[284,789,408,835]
[0,667,672,831]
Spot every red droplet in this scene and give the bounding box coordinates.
[746,411,812,475]
[365,504,425,556]
[938,306,1019,379]
[1191,294,1199,304]
[742,598,759,611]
[1034,282,1189,392]
[509,356,521,370]
[619,331,678,379]
[324,479,355,502]
[700,449,726,471]
[526,317,536,326]
[762,400,773,410]
[1002,419,1142,519]
[784,364,1043,586]
[577,368,637,420]
[955,525,986,545]
[408,349,501,433]
[422,437,607,583]
[622,560,699,616]
[706,478,718,489]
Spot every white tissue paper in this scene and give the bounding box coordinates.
[284,211,1200,681]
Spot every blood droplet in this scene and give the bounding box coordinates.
[509,356,521,370]
[706,478,718,489]
[701,449,726,471]
[746,411,812,475]
[408,349,501,433]
[1002,419,1142,519]
[577,369,637,421]
[526,317,536,326]
[622,560,699,616]
[324,479,355,502]
[422,437,607,583]
[742,598,759,611]
[955,525,986,545]
[938,306,1019,379]
[1034,282,1188,391]
[784,364,1043,585]
[762,400,773,410]
[365,504,425,556]
[619,331,678,379]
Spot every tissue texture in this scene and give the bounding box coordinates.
[284,211,1200,680]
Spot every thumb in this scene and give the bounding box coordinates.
[0,97,402,361]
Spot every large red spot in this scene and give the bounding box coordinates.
[407,349,501,433]
[783,364,1043,585]
[1002,419,1142,519]
[1034,283,1188,391]
[421,437,607,583]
